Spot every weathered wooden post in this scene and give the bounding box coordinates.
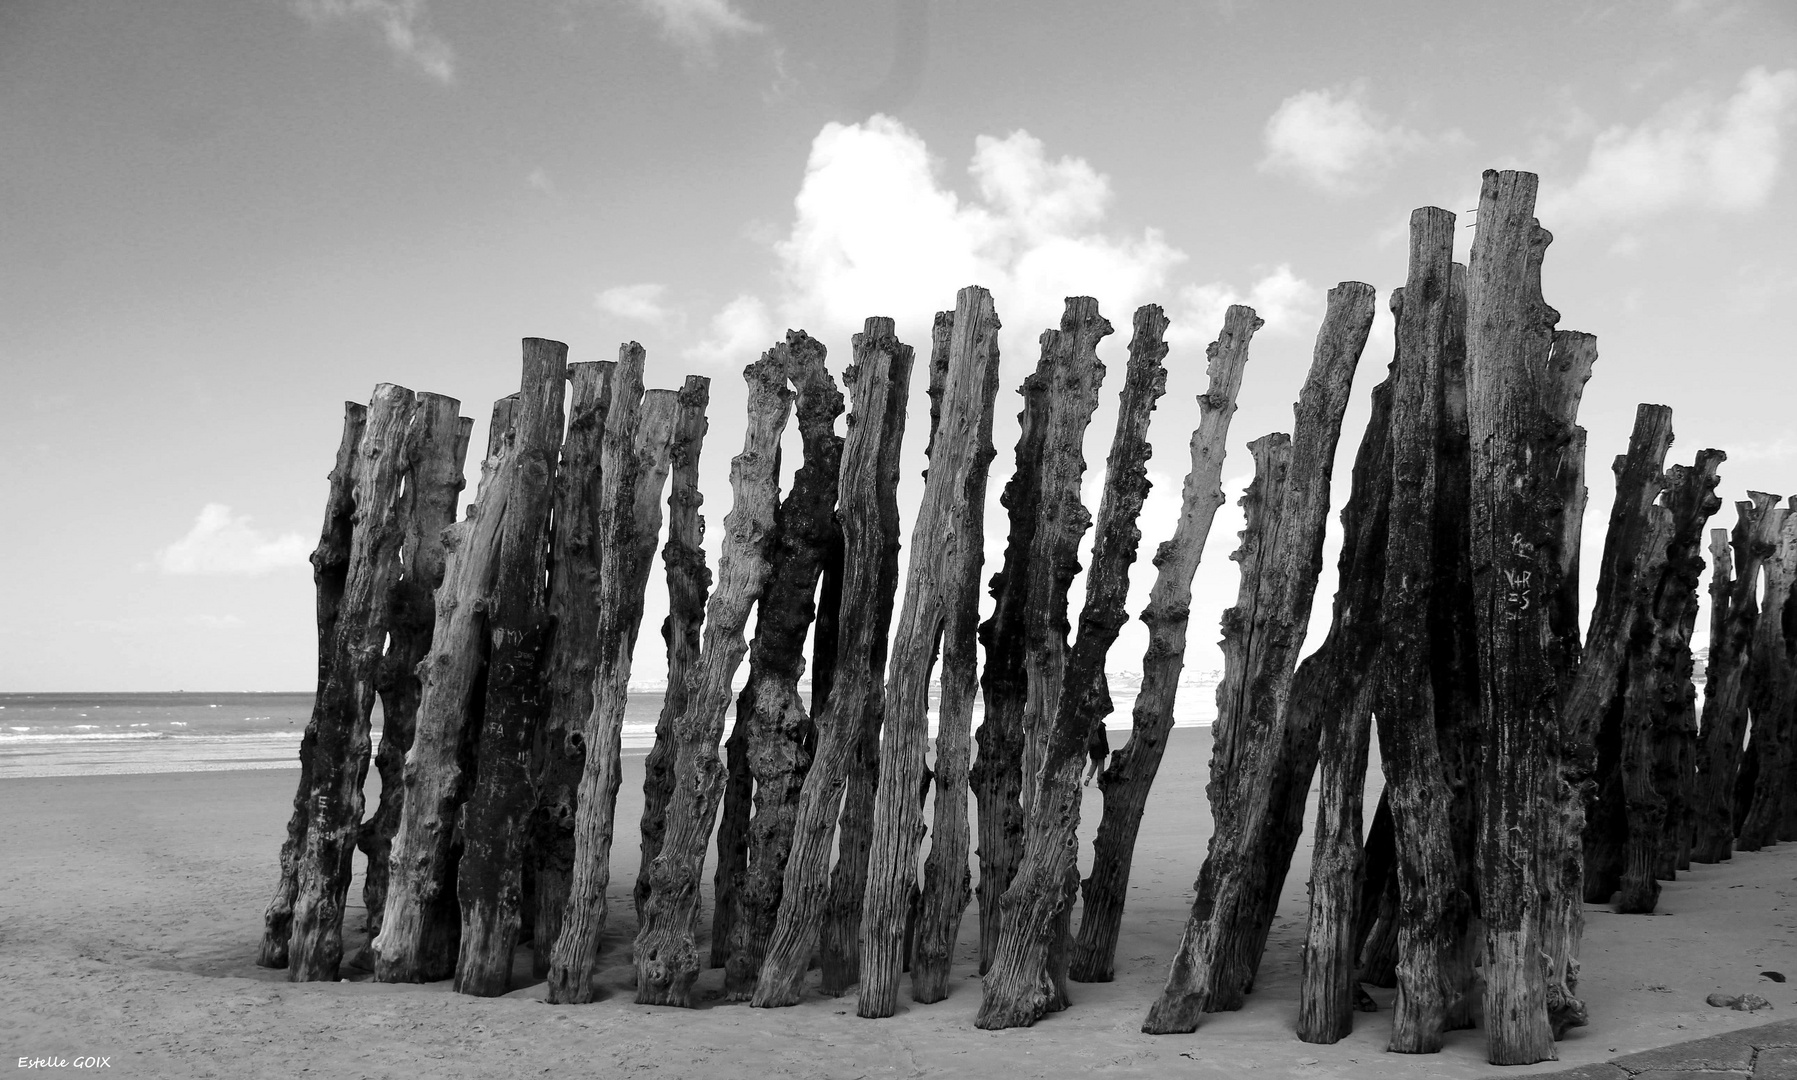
[752,318,915,1008]
[1735,503,1797,851]
[374,396,519,982]
[636,377,712,919]
[279,385,417,982]
[914,301,1002,1003]
[359,395,471,952]
[530,361,614,975]
[454,339,567,996]
[718,335,845,997]
[260,400,366,970]
[970,335,1056,975]
[1465,169,1582,1065]
[542,347,683,1002]
[1293,368,1394,1045]
[1692,494,1785,861]
[976,303,1164,1030]
[1143,281,1372,1035]
[1654,457,1724,873]
[857,289,1007,1019]
[1070,306,1257,984]
[631,340,794,1007]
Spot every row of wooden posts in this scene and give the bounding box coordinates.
[257,169,1792,1067]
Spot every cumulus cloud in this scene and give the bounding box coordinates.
[686,116,1185,370]
[1176,265,1323,341]
[295,0,454,82]
[1547,66,1797,223]
[634,0,762,59]
[596,283,673,325]
[1259,84,1434,194]
[158,505,311,576]
[685,294,776,367]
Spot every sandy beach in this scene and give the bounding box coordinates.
[5,727,1796,1080]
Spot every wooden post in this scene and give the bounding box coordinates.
[912,300,1002,1003]
[260,400,366,970]
[541,348,682,1002]
[1735,503,1797,850]
[1144,281,1372,1035]
[971,331,1058,975]
[976,303,1164,1029]
[454,339,567,996]
[373,396,519,982]
[530,362,614,976]
[636,377,712,919]
[283,385,417,981]
[858,289,1008,1019]
[1653,457,1724,875]
[1692,495,1785,861]
[631,341,794,1007]
[710,691,752,967]
[753,319,913,1007]
[1465,169,1575,1066]
[1070,306,1258,983]
[360,395,471,952]
[1293,366,1395,1045]
[716,334,846,997]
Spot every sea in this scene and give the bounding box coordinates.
[0,680,1217,780]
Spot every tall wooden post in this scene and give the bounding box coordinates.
[636,377,712,919]
[454,339,567,996]
[283,385,417,982]
[1144,282,1372,1035]
[753,319,914,1007]
[976,303,1165,1030]
[631,341,794,1007]
[260,400,366,970]
[719,335,845,997]
[374,396,520,982]
[1735,503,1797,850]
[913,297,1003,1003]
[542,347,682,1002]
[857,289,1007,1019]
[1070,306,1257,983]
[531,361,614,976]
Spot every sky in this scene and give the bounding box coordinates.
[2,0,1794,691]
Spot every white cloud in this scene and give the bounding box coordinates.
[697,116,1183,373]
[158,505,311,576]
[633,0,762,58]
[1176,265,1322,341]
[596,282,673,325]
[685,294,776,367]
[527,168,554,192]
[1547,67,1797,223]
[295,0,454,83]
[1259,85,1433,195]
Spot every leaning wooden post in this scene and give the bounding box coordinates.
[284,385,417,982]
[753,319,914,1007]
[1070,306,1257,983]
[1735,505,1797,851]
[1465,169,1575,1065]
[1293,368,1395,1045]
[632,341,794,1007]
[1577,406,1675,903]
[260,400,366,969]
[911,299,1002,1003]
[858,289,1008,1019]
[360,395,471,951]
[453,339,567,996]
[542,349,682,1002]
[719,334,845,997]
[1691,494,1784,861]
[636,377,712,920]
[1144,281,1372,1035]
[976,302,1163,1030]
[530,361,614,975]
[373,397,518,982]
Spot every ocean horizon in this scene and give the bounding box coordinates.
[0,683,1219,780]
